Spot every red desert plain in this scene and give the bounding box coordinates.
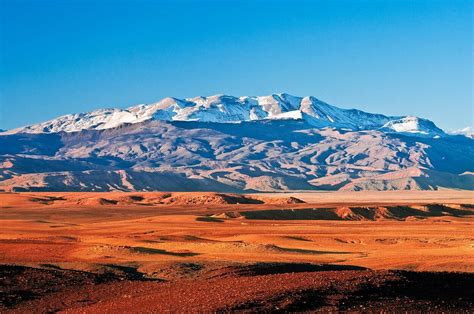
[1,190,474,312]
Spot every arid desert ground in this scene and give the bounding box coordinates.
[1,190,473,312]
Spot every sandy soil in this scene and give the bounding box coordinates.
[1,191,473,311]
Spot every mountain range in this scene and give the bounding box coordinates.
[1,93,472,192]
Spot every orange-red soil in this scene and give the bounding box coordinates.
[1,191,473,311]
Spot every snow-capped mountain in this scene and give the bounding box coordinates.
[3,93,445,136]
[448,127,474,139]
[1,93,471,192]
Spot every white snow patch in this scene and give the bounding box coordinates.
[448,126,474,138]
[3,93,446,137]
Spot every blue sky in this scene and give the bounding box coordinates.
[0,0,472,131]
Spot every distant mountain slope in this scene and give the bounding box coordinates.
[3,93,445,137]
[1,118,472,192]
[448,127,474,138]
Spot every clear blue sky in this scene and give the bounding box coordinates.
[0,0,472,131]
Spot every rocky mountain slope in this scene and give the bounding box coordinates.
[0,94,472,192]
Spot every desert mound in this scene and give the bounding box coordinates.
[159,193,305,205]
[148,192,265,205]
[210,204,474,221]
[0,191,305,207]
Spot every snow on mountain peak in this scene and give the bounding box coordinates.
[2,93,446,136]
[447,126,474,138]
[381,116,444,136]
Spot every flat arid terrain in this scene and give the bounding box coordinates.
[1,190,474,312]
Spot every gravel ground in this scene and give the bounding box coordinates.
[2,263,473,312]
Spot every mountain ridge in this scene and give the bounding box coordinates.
[1,94,471,192]
[0,117,472,192]
[3,93,445,137]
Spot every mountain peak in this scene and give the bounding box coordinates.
[2,93,445,137]
[381,116,444,136]
[448,126,474,138]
